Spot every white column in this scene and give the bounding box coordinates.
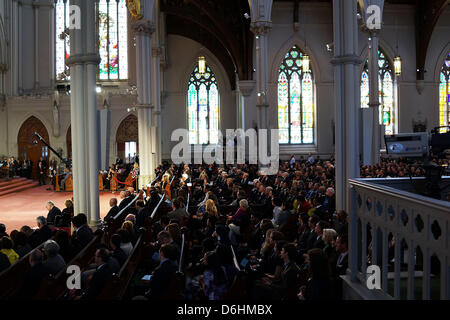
[331,0,361,213]
[332,0,361,283]
[67,0,100,226]
[133,3,155,187]
[250,22,271,130]
[152,46,161,168]
[33,1,39,89]
[237,80,256,131]
[368,33,380,164]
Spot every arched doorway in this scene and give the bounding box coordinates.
[116,114,138,163]
[17,116,50,179]
[67,125,72,160]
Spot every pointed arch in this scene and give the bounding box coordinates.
[360,48,397,135]
[186,63,220,144]
[438,51,450,128]
[116,114,138,162]
[277,45,315,144]
[17,116,50,179]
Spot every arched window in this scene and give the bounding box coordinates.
[55,0,128,81]
[361,50,395,135]
[187,65,220,145]
[439,53,450,128]
[278,46,314,144]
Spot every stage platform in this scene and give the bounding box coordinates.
[0,185,118,233]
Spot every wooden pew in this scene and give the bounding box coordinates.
[34,230,104,300]
[97,233,144,300]
[0,241,48,299]
[222,245,249,300]
[160,232,186,300]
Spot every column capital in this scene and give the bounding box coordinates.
[250,21,272,36]
[330,55,362,66]
[238,80,256,97]
[66,53,101,66]
[132,20,155,36]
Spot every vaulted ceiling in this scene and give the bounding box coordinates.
[161,0,253,90]
[162,0,449,86]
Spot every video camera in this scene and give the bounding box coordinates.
[384,127,450,200]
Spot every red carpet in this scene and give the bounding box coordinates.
[0,185,119,233]
[0,178,39,197]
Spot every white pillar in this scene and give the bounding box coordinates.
[33,1,39,89]
[67,0,100,227]
[251,22,271,130]
[368,33,381,164]
[331,0,361,213]
[237,80,256,131]
[152,46,161,169]
[133,1,156,188]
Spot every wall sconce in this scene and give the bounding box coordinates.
[394,56,402,76]
[302,54,310,73]
[198,56,206,75]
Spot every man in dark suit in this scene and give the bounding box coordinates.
[335,234,348,276]
[79,248,113,300]
[29,216,53,248]
[110,234,127,268]
[15,249,51,299]
[166,198,188,224]
[306,215,320,250]
[72,214,94,252]
[145,244,178,299]
[119,190,133,210]
[45,201,62,226]
[312,220,327,249]
[104,198,119,221]
[37,157,46,186]
[135,200,151,228]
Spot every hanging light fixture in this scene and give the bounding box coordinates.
[394,56,402,76]
[302,54,310,73]
[198,56,206,75]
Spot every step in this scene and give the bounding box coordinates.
[0,181,40,197]
[0,180,36,193]
[0,177,28,188]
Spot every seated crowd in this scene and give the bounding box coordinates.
[14,154,448,300]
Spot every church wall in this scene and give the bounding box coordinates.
[268,2,335,158]
[161,35,236,160]
[1,2,449,165]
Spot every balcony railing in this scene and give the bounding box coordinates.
[348,177,450,300]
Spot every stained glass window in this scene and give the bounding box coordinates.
[439,53,450,130]
[361,50,396,135]
[187,65,220,144]
[55,0,128,81]
[278,46,315,144]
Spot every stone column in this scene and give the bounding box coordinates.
[152,46,161,169]
[368,33,381,164]
[237,80,256,131]
[250,22,271,130]
[67,0,101,226]
[331,0,361,214]
[32,1,39,89]
[133,1,156,188]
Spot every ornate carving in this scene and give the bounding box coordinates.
[250,21,272,36]
[116,114,139,143]
[132,20,155,35]
[66,53,101,66]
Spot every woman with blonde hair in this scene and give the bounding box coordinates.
[322,228,337,258]
[205,199,218,217]
[121,220,137,245]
